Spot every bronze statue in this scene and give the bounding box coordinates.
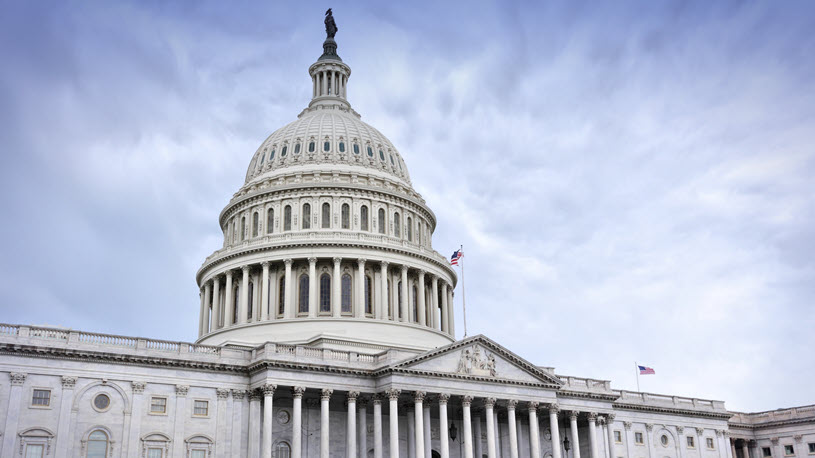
[325,8,338,39]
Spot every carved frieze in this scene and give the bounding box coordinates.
[455,344,497,377]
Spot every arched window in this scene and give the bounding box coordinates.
[308,141,315,153]
[247,281,254,320]
[321,203,331,228]
[341,204,350,229]
[86,430,109,458]
[252,212,259,237]
[394,213,401,238]
[233,285,239,323]
[323,140,330,152]
[341,273,352,314]
[353,143,359,155]
[302,203,311,229]
[269,148,275,160]
[266,209,274,234]
[275,442,291,458]
[360,206,369,231]
[240,217,246,241]
[367,146,373,157]
[298,274,309,314]
[284,205,292,231]
[407,216,412,241]
[417,222,422,244]
[278,276,285,316]
[378,209,385,234]
[281,145,287,157]
[387,279,393,319]
[339,141,346,153]
[397,281,403,320]
[412,284,418,322]
[365,275,372,315]
[319,273,331,313]
[294,143,301,154]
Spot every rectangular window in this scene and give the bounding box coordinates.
[614,431,622,443]
[635,432,644,444]
[193,400,209,416]
[150,397,167,414]
[25,444,44,458]
[763,447,772,457]
[687,436,696,448]
[707,438,715,449]
[808,443,815,454]
[31,389,50,407]
[147,449,163,458]
[190,451,206,458]
[785,446,795,456]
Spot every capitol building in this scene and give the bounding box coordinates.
[1,13,813,458]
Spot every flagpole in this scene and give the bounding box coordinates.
[460,244,468,337]
[635,361,641,392]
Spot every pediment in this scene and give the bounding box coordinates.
[389,335,563,387]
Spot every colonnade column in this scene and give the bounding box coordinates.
[260,262,270,321]
[529,403,541,458]
[269,267,278,320]
[439,394,451,458]
[741,440,750,458]
[550,404,562,458]
[356,258,366,317]
[308,257,317,317]
[431,277,439,330]
[400,265,409,322]
[224,270,234,325]
[320,388,333,458]
[570,411,582,458]
[588,412,599,458]
[322,71,327,95]
[261,384,276,458]
[284,259,293,318]
[507,400,519,458]
[239,266,249,324]
[462,396,474,458]
[333,257,342,317]
[198,286,206,336]
[204,282,212,333]
[417,271,427,326]
[485,398,497,458]
[359,399,368,458]
[474,413,483,458]
[347,391,358,458]
[373,395,383,458]
[380,262,389,320]
[415,392,426,458]
[440,282,449,333]
[606,414,617,458]
[387,389,401,458]
[212,276,221,329]
[448,287,455,336]
[292,387,305,458]
[423,401,432,458]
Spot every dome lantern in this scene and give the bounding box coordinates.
[309,9,351,110]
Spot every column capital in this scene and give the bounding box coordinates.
[623,422,632,430]
[417,269,425,278]
[216,388,230,399]
[292,386,306,398]
[308,257,317,264]
[794,435,803,444]
[61,376,78,389]
[262,384,277,396]
[357,258,367,265]
[462,395,474,407]
[598,417,606,426]
[261,261,271,267]
[347,391,360,402]
[484,397,497,408]
[676,426,685,434]
[401,264,408,273]
[357,397,369,408]
[130,381,146,394]
[333,257,342,264]
[569,410,579,421]
[528,401,540,411]
[372,394,383,405]
[587,411,598,422]
[695,427,704,435]
[175,385,190,397]
[9,372,26,385]
[241,265,250,273]
[284,258,293,266]
[716,430,724,437]
[770,437,779,445]
[249,389,263,400]
[646,423,655,432]
[507,399,518,409]
[723,431,731,438]
[385,389,401,400]
[231,389,248,400]
[437,393,451,404]
[548,403,560,415]
[607,413,616,422]
[414,391,426,402]
[321,388,333,400]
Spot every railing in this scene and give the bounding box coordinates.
[0,323,19,336]
[30,327,69,340]
[144,339,180,352]
[616,390,726,411]
[78,331,137,348]
[188,344,221,355]
[731,405,815,425]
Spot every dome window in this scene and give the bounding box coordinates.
[390,154,395,165]
[353,143,359,154]
[294,143,301,154]
[269,149,275,160]
[308,141,315,152]
[379,149,385,161]
[339,142,346,153]
[323,141,330,152]
[281,146,288,157]
[367,146,373,157]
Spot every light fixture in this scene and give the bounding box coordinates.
[564,435,571,452]
[450,422,458,441]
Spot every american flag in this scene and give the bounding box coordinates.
[450,249,462,265]
[638,365,655,375]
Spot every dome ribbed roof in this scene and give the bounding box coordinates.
[244,107,411,186]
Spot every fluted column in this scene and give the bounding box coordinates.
[528,402,541,458]
[462,396,474,458]
[292,387,305,458]
[359,399,368,458]
[260,262,270,321]
[439,394,451,458]
[606,415,616,458]
[308,257,317,317]
[284,259,293,318]
[431,277,439,330]
[261,384,277,458]
[486,398,497,458]
[417,271,427,326]
[333,257,342,317]
[239,266,250,324]
[347,391,359,458]
[423,402,432,458]
[742,441,750,458]
[269,267,278,320]
[550,405,562,458]
[212,276,222,329]
[380,262,389,320]
[440,282,449,333]
[224,270,234,325]
[373,395,384,458]
[588,412,599,458]
[248,389,261,458]
[387,389,401,458]
[447,287,456,336]
[570,411,582,458]
[322,71,327,95]
[200,284,210,335]
[508,400,519,458]
[321,388,333,458]
[474,413,483,458]
[415,392,426,458]
[400,265,409,322]
[407,407,416,458]
[356,258,366,317]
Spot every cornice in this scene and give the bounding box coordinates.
[612,401,732,420]
[558,390,620,402]
[381,366,562,389]
[728,416,815,429]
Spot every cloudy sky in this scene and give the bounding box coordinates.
[1,1,813,412]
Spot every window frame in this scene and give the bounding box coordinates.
[302,203,311,230]
[92,393,112,413]
[277,276,286,317]
[360,205,369,231]
[341,273,353,315]
[378,208,386,234]
[364,275,373,316]
[321,203,331,229]
[298,274,309,315]
[634,432,644,445]
[319,273,331,314]
[706,437,715,450]
[808,443,815,455]
[30,388,51,408]
[149,395,168,415]
[687,436,695,449]
[762,447,772,457]
[614,430,622,444]
[266,208,274,234]
[341,203,350,229]
[284,205,292,231]
[784,445,795,457]
[192,399,209,418]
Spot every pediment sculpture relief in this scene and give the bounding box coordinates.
[456,344,497,377]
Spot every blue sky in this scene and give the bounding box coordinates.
[1,0,814,412]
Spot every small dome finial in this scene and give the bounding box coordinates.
[320,8,341,61]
